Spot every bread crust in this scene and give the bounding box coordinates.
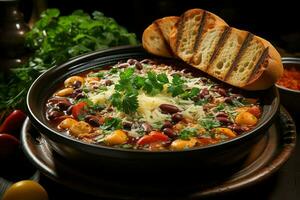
[142,9,283,91]
[142,16,179,57]
[243,37,283,90]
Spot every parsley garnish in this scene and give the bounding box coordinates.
[195,98,209,105]
[179,128,198,140]
[100,117,122,130]
[181,87,200,100]
[110,68,139,114]
[215,103,225,112]
[168,74,185,97]
[200,115,221,130]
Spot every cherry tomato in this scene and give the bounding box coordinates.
[0,110,26,135]
[137,131,169,146]
[2,180,48,200]
[72,102,87,119]
[247,106,261,118]
[0,133,19,158]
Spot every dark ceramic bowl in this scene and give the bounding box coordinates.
[275,57,300,114]
[26,46,280,173]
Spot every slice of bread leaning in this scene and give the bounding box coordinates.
[142,16,179,57]
[169,9,283,90]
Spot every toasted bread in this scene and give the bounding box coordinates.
[142,16,179,57]
[169,9,228,62]
[168,9,283,90]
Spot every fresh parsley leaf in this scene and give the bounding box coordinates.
[109,68,118,74]
[181,87,200,100]
[77,114,85,121]
[100,117,122,130]
[172,74,184,85]
[110,92,122,111]
[179,128,198,140]
[215,103,225,111]
[200,115,221,130]
[195,98,209,106]
[120,68,135,80]
[0,8,139,123]
[133,76,146,89]
[122,92,138,114]
[168,74,185,97]
[157,73,169,84]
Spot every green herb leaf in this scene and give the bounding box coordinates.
[0,8,139,123]
[200,115,221,130]
[215,103,225,111]
[122,92,138,114]
[157,73,169,84]
[100,117,122,130]
[179,128,198,140]
[168,74,185,97]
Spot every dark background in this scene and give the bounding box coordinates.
[20,0,300,55]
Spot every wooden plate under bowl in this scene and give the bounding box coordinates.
[21,106,296,199]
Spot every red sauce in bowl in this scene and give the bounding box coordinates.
[277,66,300,90]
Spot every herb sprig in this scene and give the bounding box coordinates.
[0,8,138,122]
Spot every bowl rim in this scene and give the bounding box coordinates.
[275,56,300,93]
[26,45,280,154]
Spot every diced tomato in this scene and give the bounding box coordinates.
[137,131,169,146]
[72,102,87,119]
[247,106,261,118]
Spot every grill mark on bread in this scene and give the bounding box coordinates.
[192,11,207,52]
[246,47,269,83]
[224,32,254,81]
[206,26,231,71]
[154,22,174,56]
[175,14,186,54]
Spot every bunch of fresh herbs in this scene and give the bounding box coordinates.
[0,8,138,122]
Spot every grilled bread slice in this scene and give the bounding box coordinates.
[169,9,228,62]
[142,16,179,57]
[169,9,283,90]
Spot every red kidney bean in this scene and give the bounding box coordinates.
[118,63,130,68]
[127,59,137,65]
[163,128,176,138]
[47,110,64,120]
[142,123,152,133]
[216,116,232,124]
[56,100,72,111]
[216,112,228,118]
[85,115,101,127]
[224,97,232,103]
[228,125,249,134]
[135,62,143,70]
[217,88,227,97]
[140,59,155,64]
[172,113,183,123]
[162,120,173,129]
[75,93,85,100]
[107,107,113,112]
[73,81,82,89]
[105,79,113,86]
[199,88,209,99]
[159,104,180,114]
